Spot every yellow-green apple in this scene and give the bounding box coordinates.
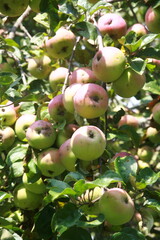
[0,105,17,126]
[146,127,160,144]
[74,45,94,65]
[59,138,77,172]
[0,126,15,150]
[27,55,52,79]
[97,13,127,39]
[69,67,98,85]
[26,120,56,149]
[13,183,43,210]
[44,27,76,59]
[29,0,41,13]
[70,125,106,161]
[138,160,150,169]
[0,0,29,17]
[152,102,160,125]
[49,67,69,91]
[137,145,153,162]
[145,6,160,33]
[92,46,126,83]
[112,68,146,98]
[48,94,74,123]
[15,114,36,141]
[99,188,135,225]
[118,114,139,128]
[22,172,46,194]
[126,23,148,37]
[55,123,79,147]
[37,148,65,177]
[73,83,108,119]
[63,83,83,114]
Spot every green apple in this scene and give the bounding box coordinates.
[112,68,146,98]
[49,67,69,91]
[37,148,65,177]
[0,105,17,126]
[73,83,108,119]
[0,126,15,150]
[118,114,139,128]
[138,160,150,169]
[26,120,56,149]
[70,125,106,161]
[137,145,153,162]
[22,172,46,194]
[27,55,52,79]
[44,27,76,59]
[152,102,160,125]
[92,46,126,83]
[29,0,41,13]
[69,67,98,85]
[15,114,36,141]
[146,127,160,144]
[13,183,43,210]
[59,138,77,172]
[0,0,29,17]
[99,188,135,225]
[145,6,160,33]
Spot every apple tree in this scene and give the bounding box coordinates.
[0,0,160,239]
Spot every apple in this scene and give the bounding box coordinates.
[126,23,148,37]
[27,55,52,79]
[99,188,135,225]
[44,27,76,59]
[73,83,108,119]
[22,173,46,194]
[59,138,77,172]
[152,102,160,125]
[118,114,139,128]
[92,46,126,83]
[70,125,106,161]
[49,67,69,91]
[0,105,17,126]
[146,127,160,144]
[13,183,43,210]
[151,58,160,69]
[29,0,41,13]
[15,114,36,141]
[63,83,83,114]
[112,68,146,98]
[74,45,94,65]
[137,146,153,162]
[97,13,127,39]
[26,120,56,149]
[0,126,15,150]
[109,152,132,170]
[69,67,98,85]
[48,94,74,123]
[37,148,65,177]
[0,0,29,17]
[145,6,160,33]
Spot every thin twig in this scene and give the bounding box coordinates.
[127,0,138,23]
[20,23,32,39]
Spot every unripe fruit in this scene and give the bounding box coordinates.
[0,0,29,17]
[0,106,17,126]
[0,127,15,150]
[22,173,46,194]
[49,67,69,91]
[152,102,160,125]
[127,23,148,37]
[69,67,98,85]
[118,114,139,128]
[145,6,160,33]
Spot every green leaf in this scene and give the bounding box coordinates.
[77,214,105,228]
[144,199,160,212]
[143,80,160,95]
[51,203,82,236]
[64,172,85,184]
[59,226,92,240]
[118,125,140,148]
[136,168,160,189]
[0,192,12,203]
[112,108,125,124]
[72,22,98,40]
[10,161,24,178]
[93,170,122,187]
[33,13,50,29]
[89,1,113,16]
[0,73,13,85]
[137,47,160,59]
[73,180,97,196]
[6,145,28,166]
[111,227,145,240]
[129,58,147,75]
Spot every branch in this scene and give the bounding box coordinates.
[127,0,138,23]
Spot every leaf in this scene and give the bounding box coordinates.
[77,214,105,228]
[137,47,160,59]
[72,22,98,40]
[129,58,147,75]
[112,108,125,124]
[93,170,122,187]
[143,80,160,95]
[59,226,92,240]
[0,72,14,85]
[73,179,97,196]
[136,168,160,189]
[10,161,24,178]
[0,191,12,202]
[118,125,140,148]
[111,227,145,240]
[64,172,85,184]
[51,203,82,236]
[33,13,50,29]
[6,145,28,166]
[144,199,160,212]
[89,1,113,16]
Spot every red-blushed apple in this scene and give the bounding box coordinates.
[0,126,15,150]
[109,151,132,170]
[92,46,126,83]
[118,114,139,128]
[26,120,56,149]
[99,188,135,225]
[13,183,43,210]
[97,13,127,39]
[151,58,160,69]
[152,102,160,125]
[29,0,41,13]
[27,55,52,79]
[0,0,29,17]
[70,125,106,161]
[69,67,98,85]
[55,123,79,147]
[48,94,74,123]
[15,114,36,141]
[137,145,153,162]
[126,23,148,37]
[59,138,77,172]
[22,173,46,194]
[49,67,69,91]
[44,27,76,59]
[63,83,83,114]
[73,83,108,119]
[112,68,146,98]
[37,148,65,177]
[146,127,160,144]
[145,6,160,33]
[0,105,17,126]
